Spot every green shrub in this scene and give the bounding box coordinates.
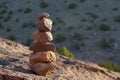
[40,1,48,8]
[72,41,85,50]
[86,12,98,20]
[80,0,86,3]
[0,8,7,14]
[99,37,115,48]
[15,18,19,22]
[113,28,117,31]
[99,24,111,31]
[8,10,13,15]
[67,26,74,30]
[86,26,94,30]
[3,15,11,22]
[55,17,62,23]
[57,46,74,59]
[94,4,99,7]
[98,61,120,72]
[101,18,108,21]
[114,15,120,23]
[0,22,3,29]
[0,15,3,19]
[22,22,28,27]
[81,18,87,22]
[54,17,65,25]
[7,35,17,41]
[24,8,32,13]
[68,3,77,9]
[72,43,80,50]
[112,8,119,11]
[73,32,85,40]
[55,33,66,43]
[6,28,11,32]
[64,0,67,3]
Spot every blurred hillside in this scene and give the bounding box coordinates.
[0,0,120,65]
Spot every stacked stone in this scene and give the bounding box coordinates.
[29,13,56,75]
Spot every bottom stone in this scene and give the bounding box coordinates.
[30,62,56,75]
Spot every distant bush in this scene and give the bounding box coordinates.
[72,41,85,50]
[54,33,66,43]
[57,46,74,59]
[81,18,87,22]
[0,8,7,14]
[86,26,94,30]
[0,15,3,19]
[94,4,99,7]
[68,3,77,9]
[112,8,119,11]
[15,18,19,22]
[99,37,115,48]
[67,26,74,30]
[3,15,11,22]
[6,28,11,32]
[40,1,48,8]
[98,61,120,72]
[22,22,28,27]
[86,12,98,20]
[0,22,3,29]
[24,8,32,13]
[64,0,67,3]
[99,24,111,31]
[73,32,85,40]
[114,15,120,23]
[54,17,65,25]
[72,43,80,50]
[113,28,117,31]
[80,0,86,3]
[7,35,17,41]
[8,10,13,15]
[101,18,108,22]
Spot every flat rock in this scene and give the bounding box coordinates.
[30,62,56,75]
[29,41,56,52]
[32,31,53,43]
[29,51,56,64]
[36,18,52,31]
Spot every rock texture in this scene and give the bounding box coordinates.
[29,41,56,52]
[29,13,57,75]
[0,38,120,80]
[29,51,56,63]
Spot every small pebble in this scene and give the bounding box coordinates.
[38,12,49,19]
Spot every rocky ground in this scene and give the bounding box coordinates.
[0,38,120,80]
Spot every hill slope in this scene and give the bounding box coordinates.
[0,38,120,80]
[0,0,120,65]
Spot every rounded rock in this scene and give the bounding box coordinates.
[36,18,52,31]
[29,51,56,64]
[29,41,56,52]
[32,31,53,43]
[30,62,56,75]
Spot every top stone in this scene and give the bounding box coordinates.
[38,12,49,19]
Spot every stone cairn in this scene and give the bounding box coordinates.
[29,13,57,75]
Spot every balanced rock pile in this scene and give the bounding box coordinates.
[29,13,57,75]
